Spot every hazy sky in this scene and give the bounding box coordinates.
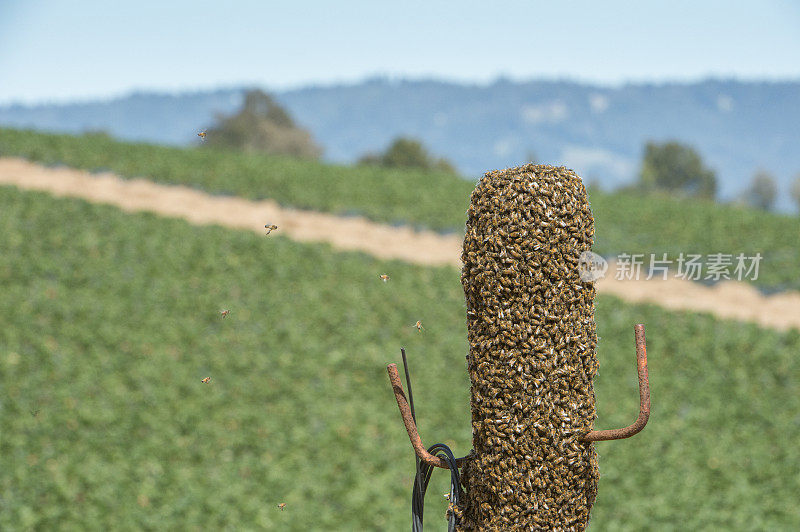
[1,1,799,104]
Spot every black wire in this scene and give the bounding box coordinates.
[402,348,425,529]
[401,348,416,422]
[412,443,461,532]
[402,348,462,532]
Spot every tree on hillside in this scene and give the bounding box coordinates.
[203,89,322,159]
[358,137,458,174]
[791,174,800,214]
[742,170,778,211]
[639,141,717,199]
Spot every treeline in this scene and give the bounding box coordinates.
[631,140,800,212]
[201,90,322,159]
[204,89,800,213]
[200,89,458,174]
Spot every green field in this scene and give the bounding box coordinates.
[1,128,798,291]
[2,185,798,530]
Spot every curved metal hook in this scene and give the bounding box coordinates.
[387,363,471,469]
[580,324,650,442]
[388,323,649,463]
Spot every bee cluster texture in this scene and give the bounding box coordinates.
[457,164,599,530]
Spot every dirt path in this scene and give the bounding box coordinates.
[2,157,799,332]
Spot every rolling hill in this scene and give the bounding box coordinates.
[2,128,798,292]
[1,78,799,210]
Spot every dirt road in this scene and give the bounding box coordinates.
[2,157,798,331]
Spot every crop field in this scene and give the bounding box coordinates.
[1,185,798,529]
[1,128,799,291]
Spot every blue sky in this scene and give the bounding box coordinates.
[1,1,799,104]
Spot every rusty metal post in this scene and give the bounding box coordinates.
[386,164,651,530]
[458,164,642,530]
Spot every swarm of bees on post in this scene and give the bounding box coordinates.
[457,164,599,531]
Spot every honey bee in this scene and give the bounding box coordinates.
[264,224,278,235]
[379,274,390,282]
[201,377,211,384]
[414,320,424,332]
[197,130,207,140]
[277,503,286,511]
[220,309,230,318]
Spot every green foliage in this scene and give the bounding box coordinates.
[203,89,322,159]
[0,128,798,291]
[0,186,466,530]
[639,141,717,199]
[590,297,800,530]
[0,127,467,231]
[1,186,799,529]
[742,170,778,211]
[359,137,457,174]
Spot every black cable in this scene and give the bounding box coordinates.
[401,348,416,422]
[412,443,461,532]
[402,348,425,529]
[402,349,462,532]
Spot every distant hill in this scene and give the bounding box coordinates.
[1,78,798,210]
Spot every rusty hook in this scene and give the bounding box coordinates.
[387,363,471,469]
[388,324,649,463]
[580,323,650,442]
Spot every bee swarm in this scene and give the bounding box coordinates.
[458,164,598,530]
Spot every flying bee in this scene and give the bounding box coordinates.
[197,130,207,140]
[264,224,278,235]
[379,274,390,282]
[414,320,424,332]
[277,503,286,511]
[220,309,230,318]
[201,377,211,384]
